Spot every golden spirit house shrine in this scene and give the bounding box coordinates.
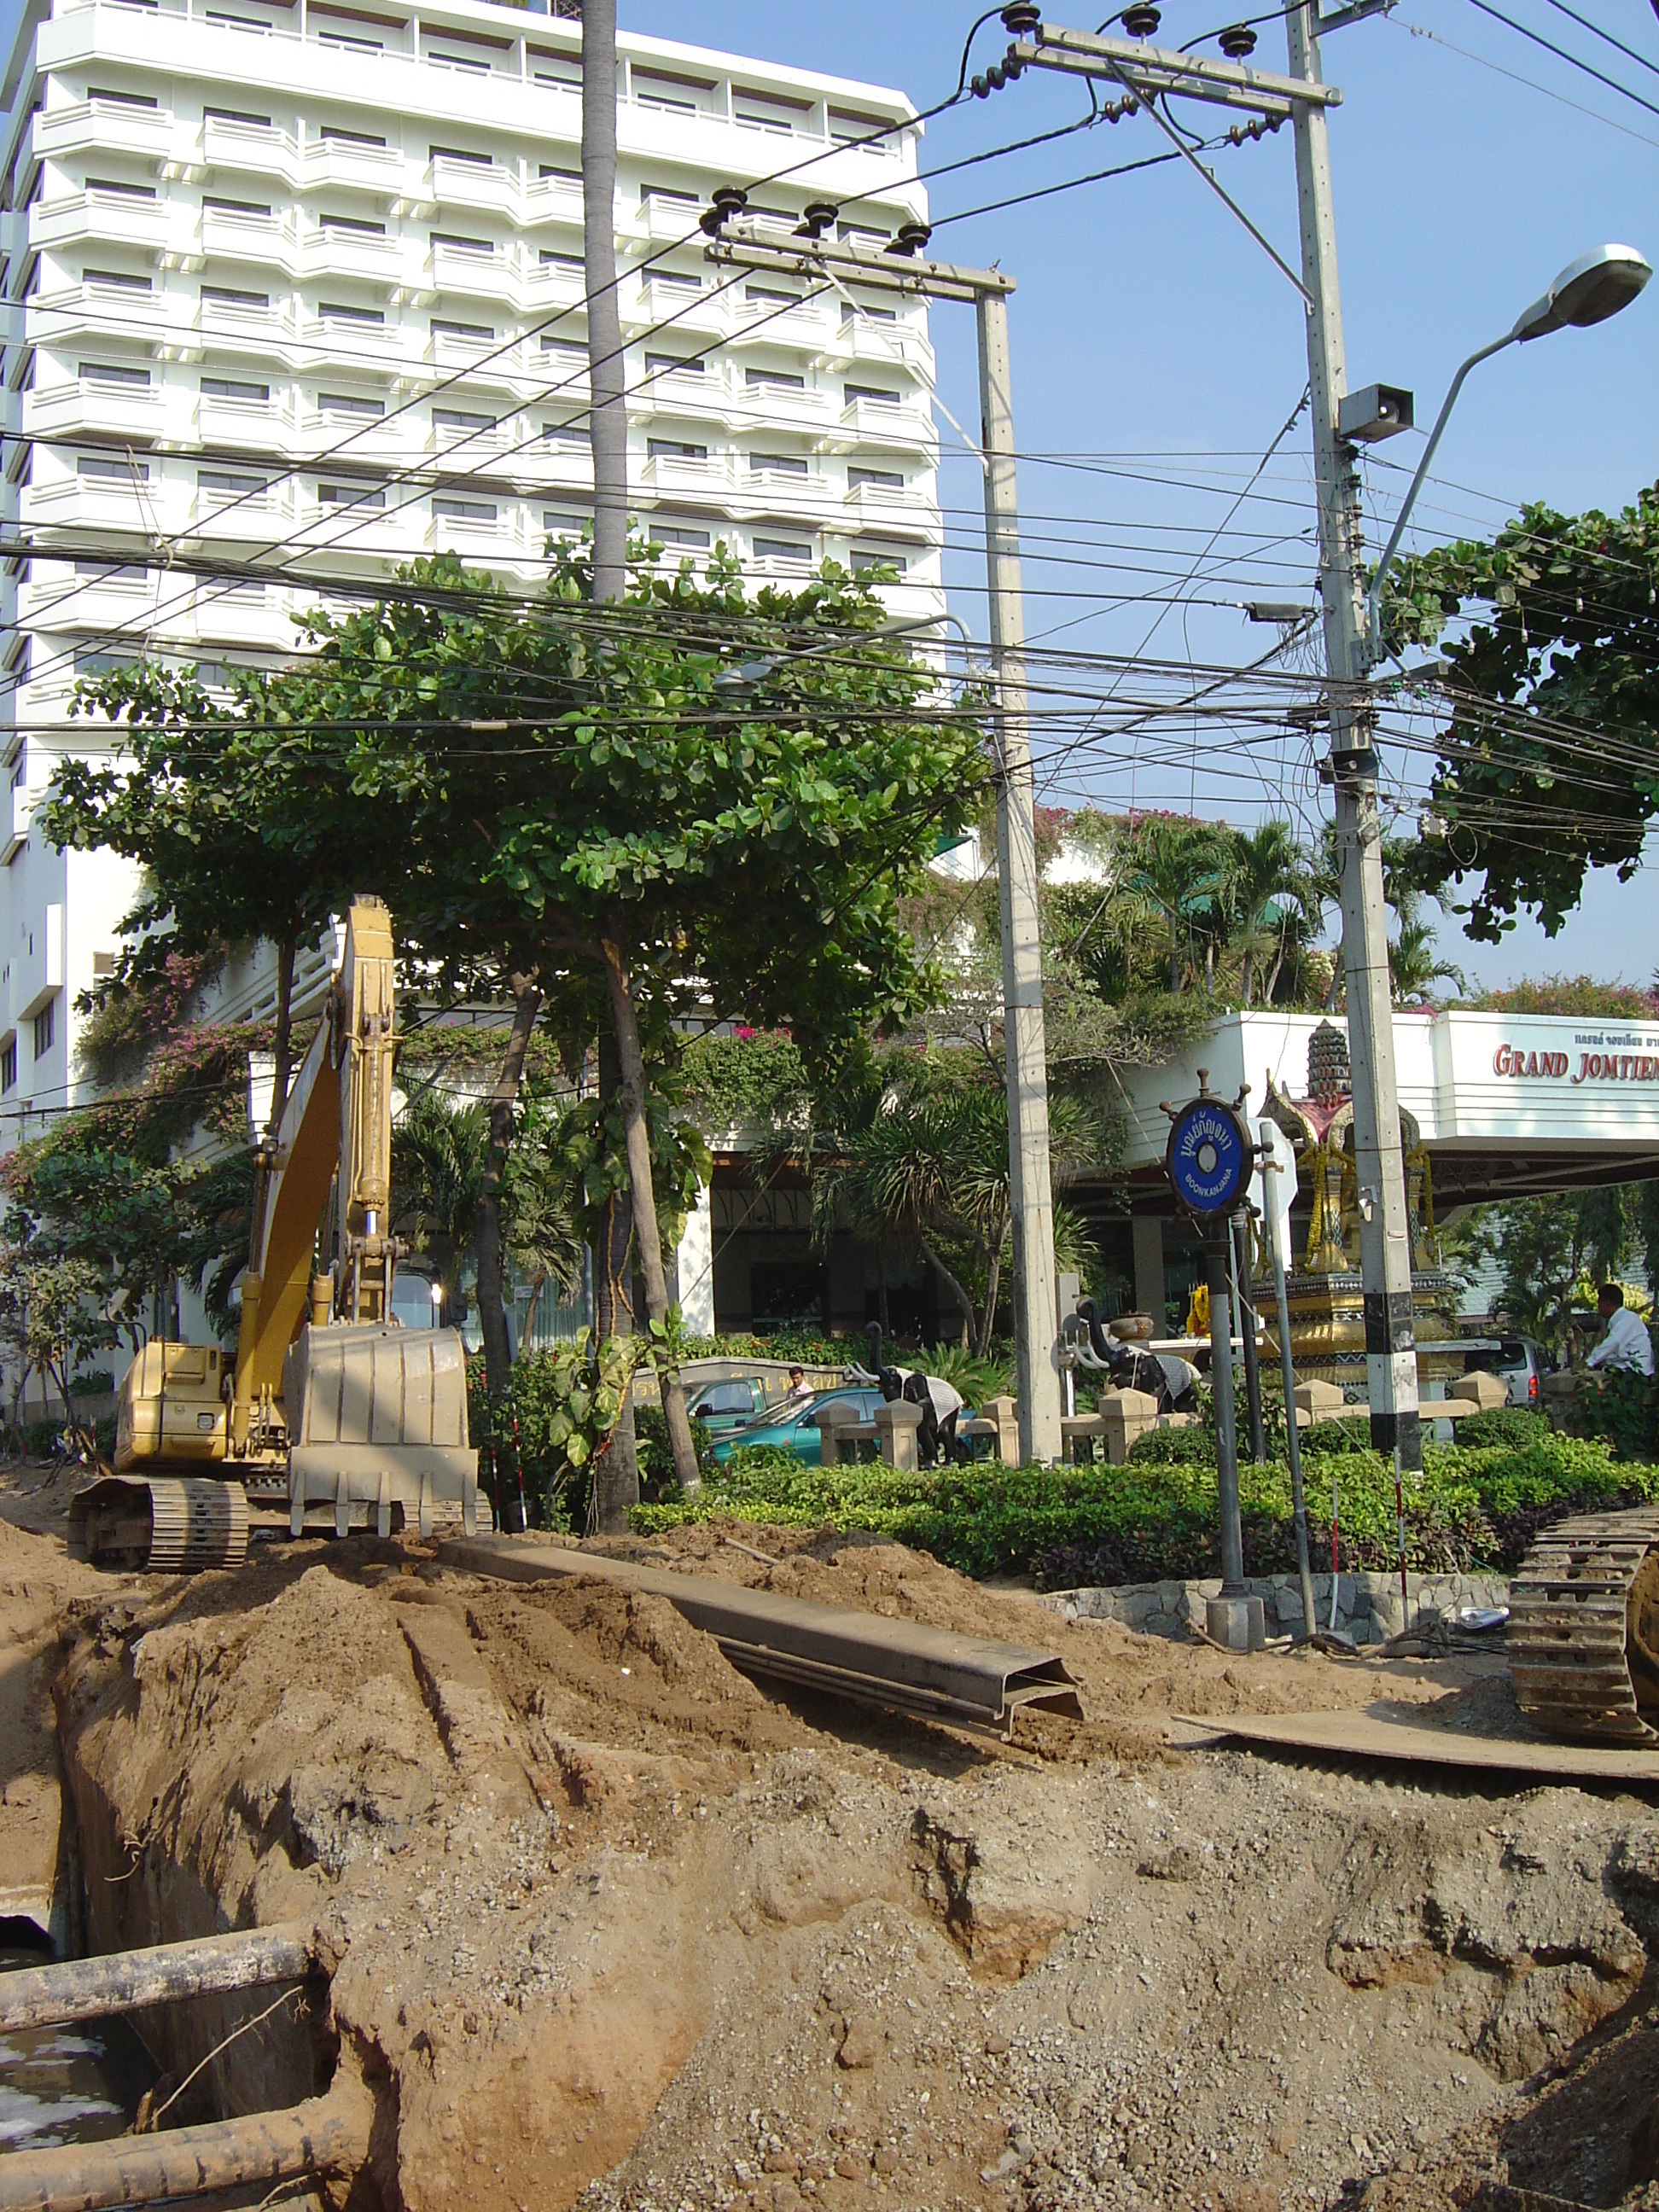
[1093,1010,1659,1393]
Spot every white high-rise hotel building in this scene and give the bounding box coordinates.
[0,0,943,1126]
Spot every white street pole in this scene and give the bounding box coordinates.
[1285,0,1422,1476]
[977,288,1062,1466]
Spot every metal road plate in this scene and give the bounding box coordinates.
[438,1538,1084,1734]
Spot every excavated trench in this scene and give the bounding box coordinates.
[5,1492,1659,2212]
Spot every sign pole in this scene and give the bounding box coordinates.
[1164,1070,1263,1652]
[1254,1117,1318,1645]
[1204,1221,1246,1595]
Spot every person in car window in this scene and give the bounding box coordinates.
[1586,1283,1654,1377]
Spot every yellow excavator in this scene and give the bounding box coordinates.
[70,897,480,1572]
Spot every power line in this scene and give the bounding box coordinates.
[1461,0,1659,118]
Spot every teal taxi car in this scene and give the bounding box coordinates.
[708,1386,886,1467]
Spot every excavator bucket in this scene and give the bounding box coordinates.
[284,1321,478,1540]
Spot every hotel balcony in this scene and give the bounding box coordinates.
[829,394,936,455]
[200,205,300,276]
[432,507,521,559]
[427,158,520,223]
[731,381,834,439]
[32,189,171,257]
[198,294,296,358]
[32,96,175,170]
[300,228,404,286]
[427,241,519,309]
[201,114,300,188]
[521,172,583,230]
[183,485,297,542]
[26,281,178,350]
[638,450,729,501]
[22,475,180,536]
[425,416,515,461]
[24,376,168,445]
[841,481,935,537]
[425,327,518,388]
[297,138,406,206]
[196,385,288,445]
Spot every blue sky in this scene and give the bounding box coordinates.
[625,0,1659,992]
[7,0,1651,986]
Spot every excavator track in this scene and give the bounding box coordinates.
[1508,1507,1659,1745]
[69,1476,250,1575]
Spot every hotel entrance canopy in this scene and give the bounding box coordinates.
[1109,1010,1659,1213]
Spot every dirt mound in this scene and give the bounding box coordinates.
[20,1518,1659,2212]
[464,1575,808,1759]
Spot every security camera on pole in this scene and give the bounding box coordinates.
[1164,1073,1263,1653]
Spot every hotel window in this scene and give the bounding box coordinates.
[848,466,905,491]
[845,382,900,406]
[754,537,812,562]
[201,375,270,402]
[746,367,805,392]
[317,481,385,508]
[648,438,707,461]
[433,496,497,522]
[1,1039,15,1093]
[32,998,55,1061]
[318,392,383,417]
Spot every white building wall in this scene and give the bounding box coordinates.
[0,0,945,1093]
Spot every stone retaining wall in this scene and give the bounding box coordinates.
[1040,1568,1511,1646]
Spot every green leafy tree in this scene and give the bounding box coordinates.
[1381,483,1659,942]
[274,544,984,1489]
[0,1245,120,1447]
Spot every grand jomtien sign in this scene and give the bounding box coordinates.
[1493,1034,1659,1084]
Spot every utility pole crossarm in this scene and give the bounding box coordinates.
[706,231,1014,306]
[1012,23,1342,118]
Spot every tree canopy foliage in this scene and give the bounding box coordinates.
[1382,482,1659,942]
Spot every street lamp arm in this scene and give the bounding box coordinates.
[1364,329,1516,662]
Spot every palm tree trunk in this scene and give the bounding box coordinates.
[918,1235,975,1351]
[976,1208,1007,1360]
[475,974,540,1400]
[1238,947,1254,1006]
[600,931,700,1495]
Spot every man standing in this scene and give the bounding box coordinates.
[1586,1284,1655,1377]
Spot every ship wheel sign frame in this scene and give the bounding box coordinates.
[1164,1073,1253,1220]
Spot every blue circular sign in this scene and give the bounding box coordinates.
[1166,1097,1250,1217]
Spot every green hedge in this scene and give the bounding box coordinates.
[633,1431,1659,1587]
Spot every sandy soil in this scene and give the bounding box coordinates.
[1,1468,1656,2212]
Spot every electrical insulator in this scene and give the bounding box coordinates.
[1000,0,1041,30]
[1217,22,1257,56]
[699,183,748,238]
[1120,3,1161,37]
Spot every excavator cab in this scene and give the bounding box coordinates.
[78,898,479,1572]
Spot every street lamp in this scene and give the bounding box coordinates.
[1365,243,1651,656]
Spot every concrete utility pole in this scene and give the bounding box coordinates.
[703,220,1063,1461]
[977,288,1062,1466]
[1008,7,1417,1468]
[582,0,626,600]
[1284,1,1421,1473]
